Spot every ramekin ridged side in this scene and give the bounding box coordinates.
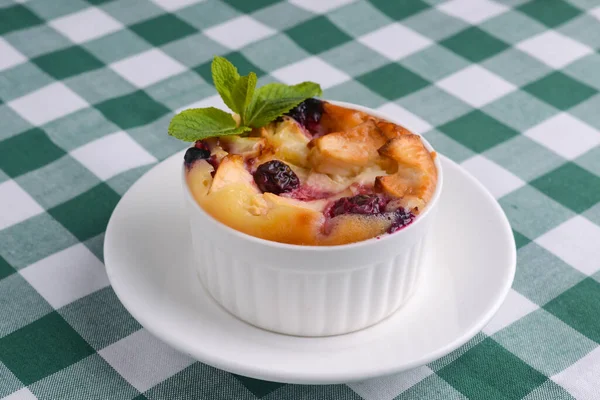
[183,101,443,337]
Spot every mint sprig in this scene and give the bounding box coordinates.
[168,56,322,142]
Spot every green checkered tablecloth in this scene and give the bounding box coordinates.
[1,0,600,398]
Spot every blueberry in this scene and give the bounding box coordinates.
[328,195,386,218]
[387,209,415,233]
[253,160,300,194]
[184,147,211,166]
[286,98,323,134]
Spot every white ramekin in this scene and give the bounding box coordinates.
[182,101,443,337]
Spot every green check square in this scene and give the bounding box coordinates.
[328,0,392,37]
[0,255,14,280]
[400,45,469,82]
[514,243,586,305]
[86,0,115,4]
[320,41,389,77]
[65,68,136,104]
[513,229,531,249]
[25,0,87,20]
[126,115,186,160]
[0,128,66,178]
[438,110,519,153]
[483,135,564,181]
[30,354,139,400]
[482,91,557,132]
[429,332,487,371]
[130,14,198,47]
[0,362,23,398]
[48,183,121,242]
[570,94,600,130]
[84,30,152,64]
[241,34,309,72]
[0,105,31,142]
[441,27,509,63]
[402,8,468,41]
[146,71,212,110]
[194,51,266,85]
[4,25,71,59]
[369,0,429,20]
[175,1,240,31]
[522,380,575,400]
[16,155,101,209]
[480,10,546,44]
[232,374,284,397]
[357,63,430,100]
[101,0,163,25]
[559,14,600,50]
[531,163,600,213]
[565,54,600,92]
[285,16,353,54]
[95,90,171,130]
[59,287,141,350]
[162,33,228,68]
[252,2,315,31]
[0,62,53,102]
[482,49,552,87]
[397,86,471,126]
[518,0,581,28]
[0,274,53,337]
[524,72,597,110]
[223,0,280,13]
[44,108,120,151]
[396,374,468,400]
[323,80,387,108]
[545,278,600,343]
[105,165,155,196]
[0,312,95,385]
[32,45,104,80]
[84,232,105,262]
[0,213,78,270]
[0,5,43,36]
[500,185,575,240]
[494,309,596,376]
[576,145,600,177]
[437,338,547,400]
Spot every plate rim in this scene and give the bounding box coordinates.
[104,152,516,384]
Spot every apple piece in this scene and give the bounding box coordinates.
[376,120,412,139]
[219,136,265,158]
[210,155,258,194]
[261,117,311,168]
[320,102,369,133]
[375,134,437,212]
[186,160,214,198]
[308,120,386,176]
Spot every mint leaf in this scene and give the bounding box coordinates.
[211,56,240,113]
[232,72,257,125]
[245,82,323,128]
[168,107,250,142]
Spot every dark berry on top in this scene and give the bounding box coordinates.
[253,160,300,194]
[286,98,323,134]
[329,194,386,218]
[184,147,211,166]
[387,208,415,233]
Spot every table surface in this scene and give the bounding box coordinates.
[1,0,600,399]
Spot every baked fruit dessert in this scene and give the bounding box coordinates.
[171,57,437,246]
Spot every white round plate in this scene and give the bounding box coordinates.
[104,152,515,384]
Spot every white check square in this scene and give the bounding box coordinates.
[0,38,26,72]
[437,65,516,107]
[0,181,44,231]
[49,7,123,44]
[110,49,187,88]
[151,0,205,11]
[525,113,600,160]
[482,289,539,335]
[438,0,508,24]
[552,346,600,400]
[20,243,109,309]
[461,155,526,199]
[71,131,157,180]
[272,57,350,89]
[8,82,88,126]
[359,23,432,61]
[100,329,195,392]
[348,366,433,400]
[289,0,356,13]
[204,16,275,50]
[517,31,592,69]
[536,216,600,276]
